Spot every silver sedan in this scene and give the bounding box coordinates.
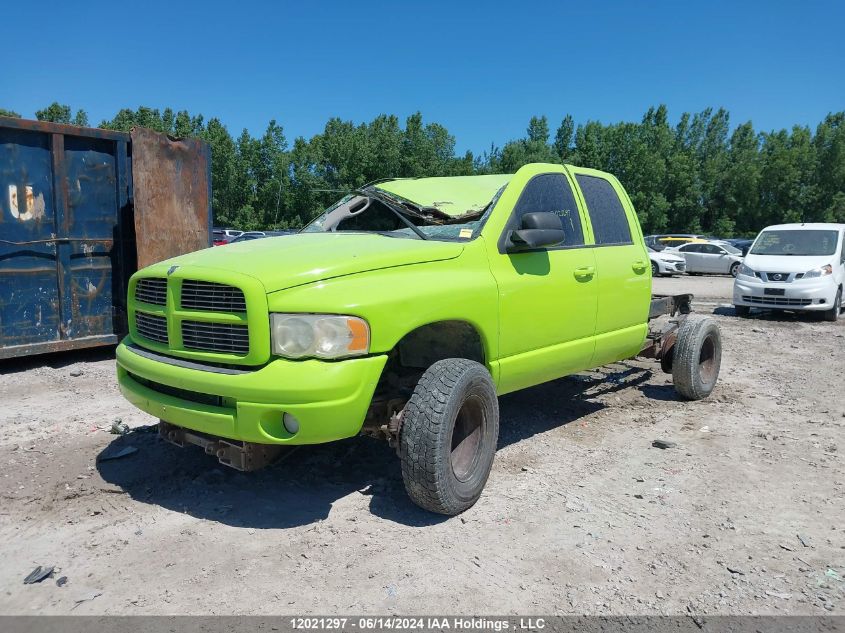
[665,241,744,277]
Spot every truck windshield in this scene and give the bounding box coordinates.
[301,187,503,242]
[750,230,839,256]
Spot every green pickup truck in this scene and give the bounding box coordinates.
[116,162,721,515]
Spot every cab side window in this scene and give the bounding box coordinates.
[680,244,702,253]
[512,174,584,247]
[575,175,633,246]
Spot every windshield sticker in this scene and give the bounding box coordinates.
[459,228,473,239]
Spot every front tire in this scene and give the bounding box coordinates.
[400,359,499,515]
[823,288,842,322]
[651,261,659,277]
[730,262,740,277]
[672,315,722,401]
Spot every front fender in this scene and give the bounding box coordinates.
[266,239,500,363]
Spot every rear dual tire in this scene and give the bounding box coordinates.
[672,315,722,401]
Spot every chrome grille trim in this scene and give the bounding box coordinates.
[124,343,251,375]
[135,312,169,344]
[181,280,246,312]
[135,278,167,306]
[181,321,250,355]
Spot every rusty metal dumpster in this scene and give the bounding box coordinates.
[0,117,211,359]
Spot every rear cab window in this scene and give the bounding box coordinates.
[574,174,633,246]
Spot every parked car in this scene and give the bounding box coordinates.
[733,223,845,321]
[228,230,295,244]
[212,228,243,246]
[229,231,268,243]
[645,234,711,251]
[723,238,754,256]
[118,164,722,515]
[648,246,686,276]
[665,241,744,276]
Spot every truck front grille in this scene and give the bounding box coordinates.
[181,321,249,355]
[135,278,167,305]
[135,312,169,344]
[181,280,246,312]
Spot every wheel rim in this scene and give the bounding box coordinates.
[698,333,718,385]
[652,262,658,276]
[450,395,485,482]
[731,263,739,277]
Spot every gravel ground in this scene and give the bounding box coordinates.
[652,274,735,300]
[0,275,842,615]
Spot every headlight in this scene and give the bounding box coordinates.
[270,314,369,359]
[803,265,833,279]
[738,263,755,277]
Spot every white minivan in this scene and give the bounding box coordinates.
[733,223,845,321]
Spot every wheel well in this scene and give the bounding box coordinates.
[371,321,485,404]
[362,321,486,437]
[395,320,485,369]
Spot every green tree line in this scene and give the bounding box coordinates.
[3,102,844,235]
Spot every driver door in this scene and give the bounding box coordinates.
[710,244,731,273]
[697,243,722,272]
[486,170,597,395]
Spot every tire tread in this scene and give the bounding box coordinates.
[672,314,722,401]
[400,359,498,515]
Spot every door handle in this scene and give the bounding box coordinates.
[573,266,595,280]
[632,260,648,274]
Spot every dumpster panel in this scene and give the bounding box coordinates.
[1,118,211,360]
[130,127,211,269]
[0,127,62,349]
[63,136,120,339]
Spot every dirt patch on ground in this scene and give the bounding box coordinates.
[0,276,842,615]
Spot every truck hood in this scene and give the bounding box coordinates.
[155,233,465,292]
[744,253,835,273]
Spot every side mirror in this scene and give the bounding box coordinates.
[508,212,566,251]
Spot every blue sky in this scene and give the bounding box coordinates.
[3,0,843,154]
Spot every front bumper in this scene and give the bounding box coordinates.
[655,259,686,275]
[116,339,388,445]
[733,275,838,311]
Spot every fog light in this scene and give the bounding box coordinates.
[282,413,300,435]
